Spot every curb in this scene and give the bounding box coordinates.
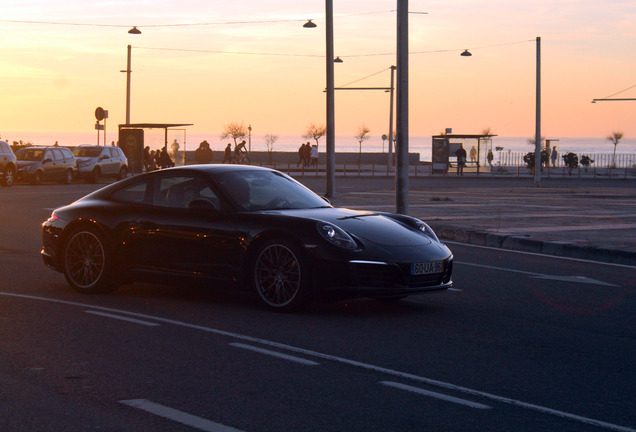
[430,224,635,266]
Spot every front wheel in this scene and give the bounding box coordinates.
[252,239,312,312]
[63,225,118,294]
[1,165,15,186]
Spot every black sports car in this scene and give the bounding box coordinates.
[42,165,453,311]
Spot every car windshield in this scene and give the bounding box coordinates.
[16,148,44,161]
[73,147,102,157]
[214,170,331,211]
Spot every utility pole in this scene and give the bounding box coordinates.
[396,0,409,214]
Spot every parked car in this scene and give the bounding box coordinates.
[0,140,17,186]
[41,165,453,311]
[16,146,76,185]
[72,145,128,183]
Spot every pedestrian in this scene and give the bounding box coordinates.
[455,145,467,176]
[469,145,477,164]
[310,145,318,167]
[551,147,558,168]
[297,143,305,167]
[487,149,494,167]
[143,146,151,172]
[303,142,312,167]
[149,150,157,171]
[194,140,213,164]
[223,143,232,164]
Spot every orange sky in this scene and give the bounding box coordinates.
[1,0,635,140]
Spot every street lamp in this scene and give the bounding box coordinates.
[304,1,336,198]
[461,37,542,186]
[120,45,133,125]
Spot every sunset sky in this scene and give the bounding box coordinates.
[1,0,635,142]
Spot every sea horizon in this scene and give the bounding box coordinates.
[3,130,635,160]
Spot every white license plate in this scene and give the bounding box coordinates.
[411,261,443,275]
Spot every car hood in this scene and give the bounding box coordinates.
[268,207,434,247]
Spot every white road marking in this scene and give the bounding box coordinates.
[230,343,319,365]
[84,310,160,326]
[120,399,244,432]
[445,240,636,269]
[456,261,620,287]
[3,292,634,432]
[380,381,492,409]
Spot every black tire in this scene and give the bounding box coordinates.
[62,169,73,184]
[62,225,118,294]
[252,238,313,312]
[118,166,128,180]
[1,165,15,187]
[31,170,42,185]
[90,167,101,183]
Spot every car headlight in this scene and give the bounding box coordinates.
[317,222,357,249]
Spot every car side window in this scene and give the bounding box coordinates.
[43,150,53,162]
[60,148,73,159]
[52,149,64,161]
[110,148,119,158]
[154,175,219,209]
[110,180,150,204]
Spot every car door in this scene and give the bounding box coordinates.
[101,148,117,175]
[41,149,59,181]
[148,173,245,281]
[114,172,243,282]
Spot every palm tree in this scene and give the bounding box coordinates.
[606,131,623,168]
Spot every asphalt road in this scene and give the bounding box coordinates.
[1,181,634,432]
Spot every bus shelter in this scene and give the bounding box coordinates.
[118,122,192,173]
[431,133,497,175]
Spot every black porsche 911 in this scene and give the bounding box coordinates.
[41,165,453,311]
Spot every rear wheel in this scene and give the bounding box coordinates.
[118,166,128,180]
[252,239,312,312]
[63,225,118,294]
[61,169,73,184]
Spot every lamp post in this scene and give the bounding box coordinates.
[325,0,336,198]
[396,0,409,214]
[121,45,132,125]
[248,124,252,152]
[533,36,541,187]
[462,37,542,186]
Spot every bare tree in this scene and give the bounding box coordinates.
[265,134,278,164]
[355,125,370,165]
[302,123,326,148]
[221,122,248,145]
[265,134,278,152]
[481,127,493,136]
[606,131,623,168]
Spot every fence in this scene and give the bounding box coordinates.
[494,151,635,169]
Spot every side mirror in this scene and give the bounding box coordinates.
[100,155,109,160]
[43,158,52,164]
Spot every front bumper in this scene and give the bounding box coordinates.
[313,255,453,299]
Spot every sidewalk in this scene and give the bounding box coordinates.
[298,176,636,266]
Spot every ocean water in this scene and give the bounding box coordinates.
[3,130,635,161]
